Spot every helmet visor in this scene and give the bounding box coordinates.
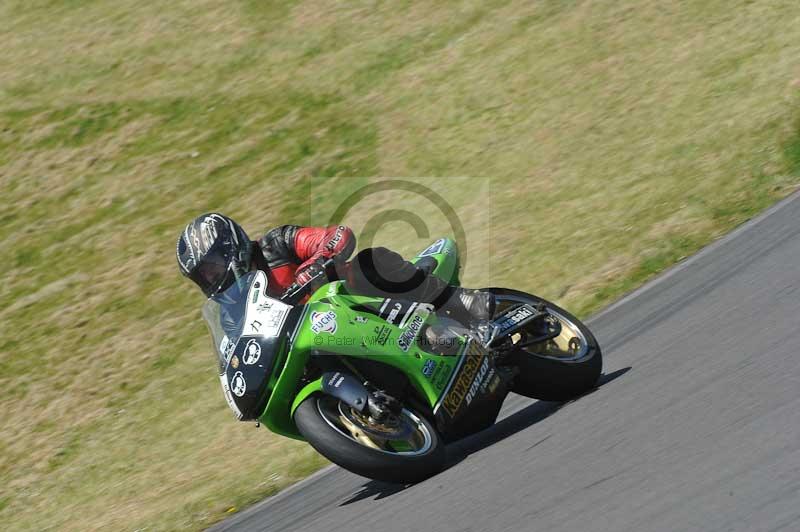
[188,245,238,298]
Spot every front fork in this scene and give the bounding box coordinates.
[291,371,405,423]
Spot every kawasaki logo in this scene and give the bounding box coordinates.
[442,352,483,417]
[497,306,535,334]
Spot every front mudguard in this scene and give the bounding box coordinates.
[290,379,323,418]
[290,372,369,418]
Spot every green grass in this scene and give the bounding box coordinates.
[1,0,799,530]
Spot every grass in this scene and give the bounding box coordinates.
[1,0,799,530]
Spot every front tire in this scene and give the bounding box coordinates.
[487,288,602,401]
[294,395,446,484]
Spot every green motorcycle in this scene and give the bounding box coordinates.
[202,238,602,483]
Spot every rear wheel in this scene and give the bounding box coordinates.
[294,395,446,483]
[486,288,602,401]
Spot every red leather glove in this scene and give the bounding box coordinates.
[294,225,355,270]
[295,260,327,288]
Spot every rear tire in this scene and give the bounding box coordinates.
[486,288,602,401]
[294,395,446,484]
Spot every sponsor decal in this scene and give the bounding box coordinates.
[401,303,433,328]
[250,279,265,305]
[422,359,437,378]
[442,344,485,416]
[397,313,425,352]
[242,339,261,365]
[327,372,345,388]
[311,310,338,334]
[255,301,290,334]
[486,368,500,393]
[379,299,421,327]
[379,300,435,328]
[381,300,403,325]
[230,355,240,369]
[327,283,338,297]
[243,271,290,337]
[495,305,536,335]
[354,316,368,324]
[231,371,247,397]
[465,357,490,405]
[220,374,243,419]
[388,303,403,324]
[418,238,446,257]
[432,362,450,389]
[219,335,236,363]
[374,325,391,346]
[325,225,347,251]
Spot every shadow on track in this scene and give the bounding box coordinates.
[339,481,412,506]
[448,366,631,460]
[339,367,631,506]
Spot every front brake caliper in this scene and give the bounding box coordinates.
[367,390,402,423]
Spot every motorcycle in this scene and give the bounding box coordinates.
[202,238,602,483]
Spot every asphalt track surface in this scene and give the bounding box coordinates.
[211,191,800,532]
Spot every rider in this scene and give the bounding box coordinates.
[176,213,494,322]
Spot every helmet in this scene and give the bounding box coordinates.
[176,213,253,297]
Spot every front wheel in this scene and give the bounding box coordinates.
[294,395,446,484]
[486,288,602,401]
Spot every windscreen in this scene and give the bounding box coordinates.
[202,271,295,373]
[202,271,254,371]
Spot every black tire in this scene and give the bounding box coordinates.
[486,288,602,401]
[293,395,447,484]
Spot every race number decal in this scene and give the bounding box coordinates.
[242,271,291,337]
